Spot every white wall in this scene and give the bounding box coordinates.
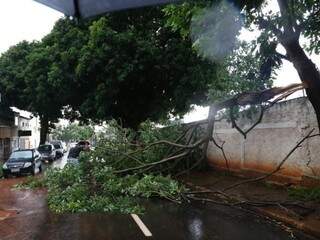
[207,97,320,185]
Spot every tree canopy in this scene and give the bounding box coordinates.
[164,0,320,128]
[0,7,219,137]
[51,123,95,142]
[2,0,318,140]
[74,9,219,129]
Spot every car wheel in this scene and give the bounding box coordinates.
[3,173,8,179]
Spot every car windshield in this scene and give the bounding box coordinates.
[38,145,52,152]
[9,151,33,162]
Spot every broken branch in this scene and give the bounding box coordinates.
[222,129,319,192]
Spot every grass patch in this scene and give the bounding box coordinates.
[288,186,320,202]
[15,176,46,189]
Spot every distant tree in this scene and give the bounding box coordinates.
[51,124,94,142]
[0,41,66,144]
[24,44,68,144]
[0,20,89,144]
[0,41,35,109]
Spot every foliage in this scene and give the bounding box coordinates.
[164,0,264,39]
[21,121,192,214]
[44,165,184,213]
[163,0,320,88]
[0,39,70,141]
[0,9,219,132]
[164,1,275,104]
[51,123,95,142]
[288,186,320,202]
[208,41,274,102]
[88,120,203,173]
[74,10,218,129]
[0,41,37,109]
[15,176,45,189]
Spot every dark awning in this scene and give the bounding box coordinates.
[34,0,180,18]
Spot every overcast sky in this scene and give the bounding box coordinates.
[0,0,318,122]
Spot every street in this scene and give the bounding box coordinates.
[0,157,316,240]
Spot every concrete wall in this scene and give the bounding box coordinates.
[207,97,320,185]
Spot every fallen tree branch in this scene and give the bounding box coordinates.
[128,138,207,156]
[165,124,198,156]
[115,151,191,174]
[230,105,265,139]
[184,188,314,216]
[227,84,303,139]
[216,83,303,110]
[211,136,230,171]
[222,129,319,192]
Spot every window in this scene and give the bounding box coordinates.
[10,150,32,161]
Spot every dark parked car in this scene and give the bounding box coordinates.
[2,149,42,178]
[38,144,56,162]
[67,146,83,165]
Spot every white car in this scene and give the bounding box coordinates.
[51,142,64,158]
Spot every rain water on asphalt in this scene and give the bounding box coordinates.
[0,156,316,240]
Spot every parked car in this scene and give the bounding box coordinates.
[51,142,64,158]
[38,144,56,162]
[67,146,83,165]
[2,149,42,178]
[50,140,68,153]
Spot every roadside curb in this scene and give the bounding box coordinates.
[255,207,320,238]
[184,181,320,238]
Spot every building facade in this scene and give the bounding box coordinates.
[0,107,40,162]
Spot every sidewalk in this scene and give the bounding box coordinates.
[181,171,320,238]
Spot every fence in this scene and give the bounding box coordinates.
[207,97,320,185]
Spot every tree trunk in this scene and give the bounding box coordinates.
[40,116,49,145]
[202,104,217,160]
[282,40,320,130]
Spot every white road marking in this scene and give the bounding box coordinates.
[131,214,152,237]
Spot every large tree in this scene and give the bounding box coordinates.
[73,8,220,129]
[0,41,64,144]
[0,19,90,144]
[0,8,219,136]
[164,0,320,129]
[0,41,36,109]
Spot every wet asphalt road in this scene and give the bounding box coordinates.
[0,156,317,240]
